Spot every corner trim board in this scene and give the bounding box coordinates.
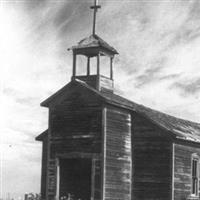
[102,107,107,200]
[172,143,174,200]
[55,158,60,200]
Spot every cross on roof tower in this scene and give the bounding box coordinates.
[69,0,118,93]
[90,0,101,35]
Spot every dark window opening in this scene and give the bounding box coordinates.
[59,158,92,200]
[192,158,199,196]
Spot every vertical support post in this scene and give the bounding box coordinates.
[97,53,100,76]
[87,57,90,76]
[110,57,113,80]
[56,158,60,200]
[96,53,100,90]
[72,53,76,78]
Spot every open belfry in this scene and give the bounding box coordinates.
[36,1,200,200]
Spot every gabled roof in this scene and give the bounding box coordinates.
[35,129,48,141]
[100,90,200,143]
[71,34,118,55]
[41,79,200,144]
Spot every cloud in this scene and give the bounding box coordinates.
[1,0,200,198]
[134,57,167,88]
[172,78,200,96]
[135,66,162,88]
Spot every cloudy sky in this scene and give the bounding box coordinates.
[1,0,200,198]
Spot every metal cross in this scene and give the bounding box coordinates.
[90,0,101,35]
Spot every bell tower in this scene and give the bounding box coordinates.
[69,0,118,93]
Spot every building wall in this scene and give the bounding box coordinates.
[103,105,132,200]
[45,92,103,200]
[50,105,102,155]
[173,143,200,200]
[132,113,172,200]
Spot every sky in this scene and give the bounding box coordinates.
[1,0,200,199]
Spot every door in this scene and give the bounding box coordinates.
[59,158,92,200]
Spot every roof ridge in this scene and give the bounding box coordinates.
[40,79,200,143]
[76,79,200,126]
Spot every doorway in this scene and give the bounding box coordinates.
[59,158,92,200]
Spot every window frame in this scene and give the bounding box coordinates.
[191,154,199,197]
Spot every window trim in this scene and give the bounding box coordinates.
[191,154,199,197]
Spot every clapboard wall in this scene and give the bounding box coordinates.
[173,143,200,200]
[45,90,103,200]
[103,105,132,200]
[132,113,172,200]
[40,133,48,200]
[50,105,102,155]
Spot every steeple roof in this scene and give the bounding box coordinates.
[70,34,118,56]
[69,0,118,59]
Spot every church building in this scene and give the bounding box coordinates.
[36,1,200,200]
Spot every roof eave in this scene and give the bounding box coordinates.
[35,130,48,141]
[70,45,118,56]
[174,137,200,146]
[40,81,75,107]
[40,79,106,107]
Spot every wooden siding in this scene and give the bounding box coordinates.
[50,105,102,155]
[174,143,200,200]
[47,158,57,197]
[76,75,98,89]
[103,106,132,200]
[45,93,102,200]
[93,159,102,200]
[40,133,48,200]
[132,113,172,200]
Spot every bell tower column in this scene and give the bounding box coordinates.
[69,0,118,93]
[110,57,113,80]
[72,52,77,79]
[87,57,90,76]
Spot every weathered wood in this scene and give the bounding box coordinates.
[93,159,102,200]
[40,133,48,200]
[97,54,100,76]
[173,143,200,200]
[47,159,56,196]
[99,76,113,92]
[87,57,90,76]
[103,105,132,200]
[132,113,172,200]
[110,57,113,80]
[55,159,60,200]
[72,53,76,78]
[38,78,200,200]
[44,90,103,200]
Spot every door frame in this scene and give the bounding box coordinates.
[55,153,100,200]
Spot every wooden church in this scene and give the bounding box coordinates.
[36,1,200,200]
